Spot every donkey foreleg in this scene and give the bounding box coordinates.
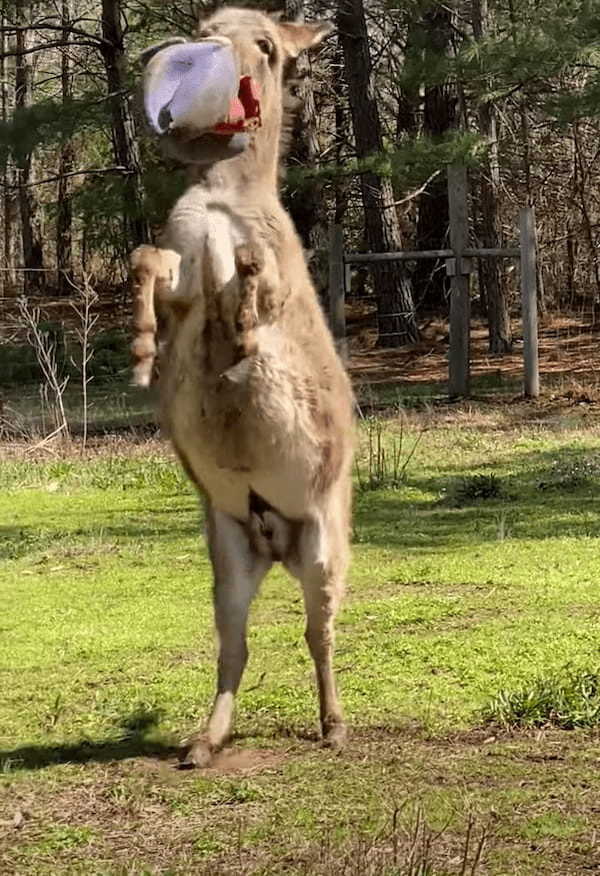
[130,245,180,387]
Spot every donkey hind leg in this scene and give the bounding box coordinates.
[180,508,271,768]
[287,509,349,750]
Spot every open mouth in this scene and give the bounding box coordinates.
[213,77,261,135]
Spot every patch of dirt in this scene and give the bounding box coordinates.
[2,730,600,874]
[206,746,285,775]
[131,746,286,779]
[348,313,600,392]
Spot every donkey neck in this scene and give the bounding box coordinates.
[192,110,281,195]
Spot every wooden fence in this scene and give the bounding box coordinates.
[329,163,540,399]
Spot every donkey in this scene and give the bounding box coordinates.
[132,7,354,768]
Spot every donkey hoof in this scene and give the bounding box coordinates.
[322,722,347,752]
[177,737,213,769]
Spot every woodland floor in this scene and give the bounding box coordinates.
[3,301,600,435]
[2,311,600,873]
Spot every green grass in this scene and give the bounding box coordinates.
[484,667,600,729]
[3,408,600,872]
[2,379,156,437]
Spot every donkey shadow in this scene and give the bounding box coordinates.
[1,708,320,772]
[1,708,175,772]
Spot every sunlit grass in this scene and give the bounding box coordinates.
[3,414,600,872]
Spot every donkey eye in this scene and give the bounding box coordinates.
[256,38,273,57]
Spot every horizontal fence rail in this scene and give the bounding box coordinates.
[345,247,521,264]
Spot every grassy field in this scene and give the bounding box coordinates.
[2,399,600,873]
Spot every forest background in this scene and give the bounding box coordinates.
[1,0,599,365]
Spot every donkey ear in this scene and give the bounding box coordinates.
[278,21,333,58]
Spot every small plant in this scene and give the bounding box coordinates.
[70,276,100,450]
[27,825,94,854]
[483,667,600,729]
[538,454,600,491]
[44,693,65,731]
[300,803,490,875]
[17,297,70,440]
[447,473,503,506]
[355,415,423,492]
[205,778,264,806]
[495,511,510,541]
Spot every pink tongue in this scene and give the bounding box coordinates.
[226,97,245,124]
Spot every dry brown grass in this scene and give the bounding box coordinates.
[348,313,600,388]
[0,431,169,462]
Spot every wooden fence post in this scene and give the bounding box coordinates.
[328,224,348,361]
[447,163,471,398]
[520,206,540,398]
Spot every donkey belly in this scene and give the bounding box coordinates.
[172,416,320,520]
[181,448,251,519]
[166,378,323,521]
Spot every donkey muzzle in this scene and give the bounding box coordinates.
[143,38,261,139]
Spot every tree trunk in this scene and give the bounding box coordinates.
[56,0,75,296]
[337,0,418,346]
[573,122,600,309]
[15,0,45,295]
[507,0,545,315]
[283,0,329,310]
[413,3,456,313]
[473,0,511,353]
[333,40,350,228]
[0,5,17,294]
[100,0,150,254]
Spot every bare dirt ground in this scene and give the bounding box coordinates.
[4,293,600,395]
[347,306,600,392]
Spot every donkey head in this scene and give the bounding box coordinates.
[141,6,331,166]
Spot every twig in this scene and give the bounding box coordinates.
[0,22,108,45]
[245,671,267,692]
[0,39,104,58]
[69,275,99,451]
[25,422,67,453]
[460,813,474,876]
[0,166,132,189]
[470,820,490,875]
[385,170,442,209]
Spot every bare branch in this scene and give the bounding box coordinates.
[384,170,443,209]
[0,39,105,58]
[0,166,132,190]
[0,22,108,46]
[17,297,70,439]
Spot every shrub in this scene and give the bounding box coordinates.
[538,454,600,491]
[483,667,600,729]
[445,473,503,506]
[355,416,423,492]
